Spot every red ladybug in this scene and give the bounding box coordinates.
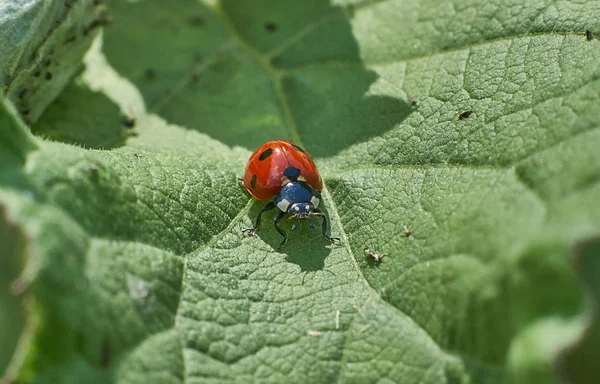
[242,140,338,248]
[243,140,323,200]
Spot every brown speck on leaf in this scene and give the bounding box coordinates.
[188,15,205,27]
[458,110,472,120]
[264,22,278,32]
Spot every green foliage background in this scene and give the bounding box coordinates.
[1,0,599,383]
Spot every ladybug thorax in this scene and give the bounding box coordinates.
[273,181,321,217]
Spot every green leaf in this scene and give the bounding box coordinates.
[1,0,599,383]
[0,0,109,123]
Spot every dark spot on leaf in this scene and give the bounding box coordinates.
[3,74,11,85]
[291,144,305,153]
[586,30,593,41]
[89,165,100,179]
[259,148,273,160]
[264,22,278,32]
[144,68,156,80]
[190,71,199,84]
[188,15,205,27]
[84,16,112,35]
[45,72,53,80]
[458,110,472,120]
[100,339,111,368]
[410,98,417,107]
[17,88,27,99]
[93,0,103,5]
[42,58,51,67]
[134,153,143,159]
[122,117,136,128]
[250,174,257,189]
[65,2,72,8]
[33,69,41,77]
[65,34,77,44]
[21,108,30,116]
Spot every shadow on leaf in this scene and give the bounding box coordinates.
[246,200,336,272]
[102,0,410,155]
[32,81,133,149]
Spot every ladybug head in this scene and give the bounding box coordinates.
[289,202,315,219]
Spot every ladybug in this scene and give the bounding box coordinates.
[242,140,339,248]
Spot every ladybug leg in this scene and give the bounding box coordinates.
[273,211,288,249]
[243,201,277,237]
[313,209,340,244]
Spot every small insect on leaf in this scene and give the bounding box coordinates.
[458,110,472,120]
[364,247,386,262]
[403,225,413,237]
[586,30,593,41]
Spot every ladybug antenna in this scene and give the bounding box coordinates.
[283,166,301,182]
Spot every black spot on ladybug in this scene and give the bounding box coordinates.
[144,68,156,80]
[283,167,301,181]
[45,72,53,80]
[250,174,257,189]
[188,15,205,27]
[264,22,278,33]
[458,110,472,120]
[586,30,593,41]
[302,155,308,161]
[259,148,273,160]
[291,144,305,153]
[17,88,27,99]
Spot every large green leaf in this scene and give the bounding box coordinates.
[1,0,599,383]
